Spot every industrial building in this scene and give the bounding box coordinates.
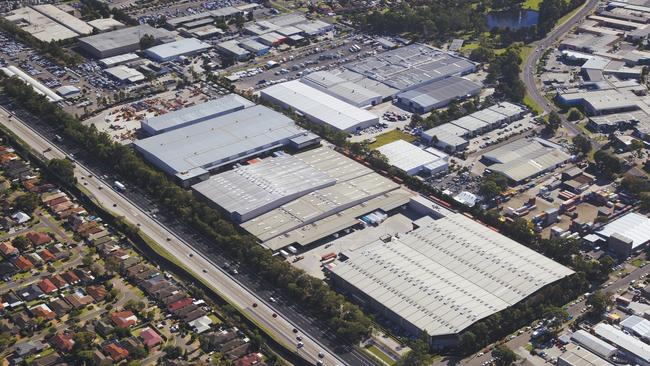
[243,13,333,37]
[104,65,145,84]
[192,153,335,222]
[593,323,650,366]
[87,18,125,32]
[376,140,449,175]
[141,95,255,135]
[239,39,270,56]
[621,315,650,341]
[596,212,650,257]
[482,138,572,184]
[260,80,380,132]
[330,212,574,348]
[557,347,613,366]
[396,77,482,113]
[144,37,211,62]
[78,25,176,58]
[240,147,412,250]
[4,5,92,42]
[571,330,618,359]
[301,71,382,108]
[421,123,470,152]
[134,105,319,186]
[215,40,251,61]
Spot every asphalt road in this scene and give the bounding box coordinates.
[521,0,600,136]
[0,108,353,366]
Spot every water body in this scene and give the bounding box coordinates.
[486,9,539,29]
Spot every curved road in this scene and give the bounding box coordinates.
[0,109,348,366]
[522,0,600,136]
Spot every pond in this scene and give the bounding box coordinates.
[486,9,539,29]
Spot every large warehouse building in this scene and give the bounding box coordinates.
[396,77,482,114]
[79,25,176,58]
[4,5,93,42]
[595,212,650,257]
[239,147,412,250]
[144,37,211,62]
[482,138,571,184]
[301,71,382,108]
[134,105,320,186]
[376,139,449,175]
[141,95,254,135]
[330,212,574,348]
[260,80,380,132]
[593,323,650,366]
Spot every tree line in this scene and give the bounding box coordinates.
[0,19,82,66]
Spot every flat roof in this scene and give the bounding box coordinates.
[32,4,93,35]
[134,105,305,181]
[376,140,447,174]
[192,153,336,221]
[571,330,618,358]
[558,347,613,366]
[260,80,379,132]
[5,7,78,42]
[397,76,481,109]
[594,323,650,362]
[597,212,650,249]
[301,71,381,106]
[451,115,489,133]
[104,65,144,83]
[144,37,211,60]
[142,94,254,135]
[484,138,571,182]
[331,214,574,337]
[87,18,125,31]
[99,53,139,67]
[79,25,174,56]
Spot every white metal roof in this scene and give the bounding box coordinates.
[144,37,211,61]
[331,214,574,337]
[376,140,447,174]
[594,323,650,362]
[32,4,93,35]
[483,138,571,182]
[597,212,650,249]
[571,330,618,358]
[621,315,650,339]
[558,346,613,366]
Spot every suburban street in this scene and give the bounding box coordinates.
[521,0,600,136]
[0,108,353,366]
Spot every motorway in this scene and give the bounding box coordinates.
[521,0,600,136]
[0,107,366,366]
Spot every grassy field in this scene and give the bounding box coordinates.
[522,0,543,10]
[631,258,647,267]
[365,345,396,365]
[523,94,544,115]
[369,129,416,149]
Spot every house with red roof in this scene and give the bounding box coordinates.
[235,353,264,366]
[49,274,68,289]
[168,297,193,312]
[13,255,33,271]
[86,285,107,302]
[60,270,80,284]
[139,327,163,347]
[50,331,75,353]
[111,310,138,328]
[103,343,129,362]
[38,278,58,294]
[0,241,18,256]
[37,249,55,262]
[30,304,56,320]
[26,232,52,247]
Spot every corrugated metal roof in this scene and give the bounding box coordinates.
[594,323,650,362]
[597,213,650,249]
[376,140,447,174]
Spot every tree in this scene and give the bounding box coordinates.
[587,291,612,316]
[12,236,31,251]
[546,111,562,132]
[572,135,592,156]
[139,34,156,49]
[469,46,495,63]
[594,150,622,178]
[396,334,432,366]
[492,345,518,366]
[48,158,76,185]
[480,172,509,199]
[567,108,583,121]
[0,333,15,348]
[14,192,39,213]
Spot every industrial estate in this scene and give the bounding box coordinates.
[0,0,648,365]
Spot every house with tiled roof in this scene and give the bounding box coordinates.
[32,351,63,366]
[26,232,52,247]
[60,270,80,284]
[45,196,69,208]
[38,278,58,294]
[26,252,43,266]
[139,327,163,347]
[12,255,33,271]
[168,297,193,312]
[49,274,68,289]
[235,353,264,366]
[30,303,56,320]
[48,244,69,260]
[50,331,75,353]
[49,297,72,317]
[64,293,93,309]
[18,283,44,301]
[52,201,74,214]
[111,310,138,328]
[37,249,55,263]
[41,192,66,204]
[0,241,18,256]
[87,285,107,302]
[13,311,37,330]
[103,342,129,362]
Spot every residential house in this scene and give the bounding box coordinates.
[13,255,33,271]
[12,311,37,330]
[139,327,163,347]
[50,331,75,353]
[111,310,138,328]
[103,342,129,362]
[18,283,45,301]
[87,285,107,302]
[49,274,68,289]
[0,241,19,257]
[11,211,30,224]
[38,278,58,294]
[26,232,52,247]
[48,244,69,260]
[235,353,264,366]
[49,297,72,317]
[61,270,80,285]
[32,352,63,366]
[30,304,56,320]
[168,297,193,312]
[38,249,55,263]
[64,293,93,309]
[93,349,112,366]
[14,340,46,358]
[26,252,43,266]
[0,260,17,278]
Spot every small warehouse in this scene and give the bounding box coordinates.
[104,65,145,83]
[376,139,449,175]
[239,39,270,56]
[596,212,650,257]
[396,76,482,114]
[144,37,211,62]
[78,25,175,58]
[421,123,470,152]
[215,40,250,61]
[570,330,618,359]
[557,347,613,366]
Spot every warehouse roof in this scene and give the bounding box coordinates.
[142,95,254,135]
[104,65,144,83]
[144,37,211,61]
[483,138,571,182]
[87,18,125,32]
[5,7,79,42]
[397,76,481,110]
[260,80,379,132]
[558,347,613,366]
[451,115,489,133]
[240,38,269,53]
[571,330,618,358]
[79,25,174,56]
[192,153,336,222]
[376,140,447,174]
[488,102,525,119]
[301,71,381,106]
[597,212,650,249]
[331,214,574,337]
[621,315,650,338]
[594,323,650,363]
[32,4,93,35]
[216,40,250,57]
[99,53,139,67]
[134,105,305,181]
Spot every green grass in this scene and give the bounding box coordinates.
[523,94,544,115]
[522,0,542,10]
[369,130,416,149]
[631,258,647,267]
[208,313,223,325]
[365,345,396,365]
[556,3,583,28]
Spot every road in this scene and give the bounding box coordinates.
[521,0,600,136]
[0,109,350,366]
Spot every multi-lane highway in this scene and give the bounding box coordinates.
[0,107,354,366]
[521,0,600,136]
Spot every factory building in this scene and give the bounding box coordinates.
[134,105,319,186]
[192,152,334,222]
[260,80,380,132]
[376,140,449,175]
[593,323,650,366]
[144,37,211,62]
[87,18,125,32]
[482,138,572,184]
[141,95,254,135]
[104,65,145,84]
[621,315,650,341]
[557,347,613,366]
[215,40,251,61]
[421,123,470,152]
[240,147,412,250]
[396,77,482,114]
[596,212,650,257]
[301,71,382,108]
[4,5,92,42]
[79,25,176,58]
[570,330,618,359]
[330,212,574,348]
